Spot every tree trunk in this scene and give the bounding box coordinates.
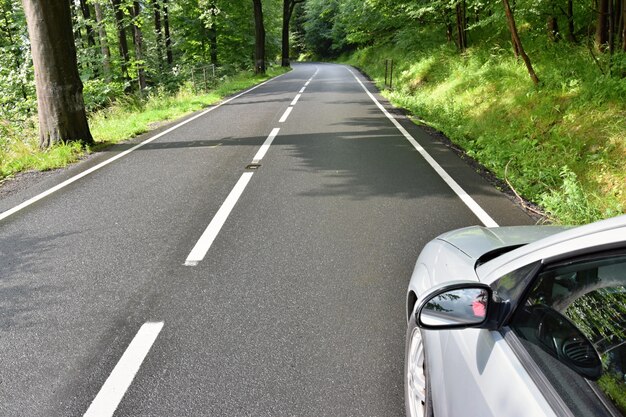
[131,1,146,91]
[208,3,218,66]
[566,0,577,42]
[93,1,112,81]
[281,0,301,67]
[163,0,173,65]
[281,0,290,66]
[21,0,93,148]
[622,0,626,51]
[152,0,164,70]
[111,0,130,80]
[597,0,610,50]
[456,0,467,51]
[547,16,560,42]
[502,0,540,85]
[252,0,265,74]
[79,0,96,48]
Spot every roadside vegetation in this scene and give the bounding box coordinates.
[0,68,286,182]
[1,0,290,183]
[301,0,626,224]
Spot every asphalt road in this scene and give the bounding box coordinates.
[0,63,533,416]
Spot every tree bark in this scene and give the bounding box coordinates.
[152,0,164,70]
[111,0,130,80]
[597,0,610,50]
[502,0,540,85]
[131,1,146,91]
[547,16,560,42]
[281,0,302,67]
[93,1,112,81]
[456,0,468,51]
[163,0,173,65]
[79,0,96,48]
[252,0,265,74]
[208,3,218,66]
[566,0,577,42]
[620,0,626,52]
[21,0,93,148]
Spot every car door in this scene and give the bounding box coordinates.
[427,263,559,417]
[431,250,626,417]
[502,251,626,417]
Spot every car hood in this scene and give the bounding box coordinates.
[437,225,570,261]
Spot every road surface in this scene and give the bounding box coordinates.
[0,63,533,416]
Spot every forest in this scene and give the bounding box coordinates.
[1,0,625,224]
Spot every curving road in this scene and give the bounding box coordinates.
[0,63,533,416]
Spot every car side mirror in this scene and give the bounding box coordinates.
[417,281,500,330]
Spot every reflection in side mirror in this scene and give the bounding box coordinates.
[418,285,492,329]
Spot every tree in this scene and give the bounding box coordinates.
[281,0,304,67]
[131,1,146,91]
[163,0,173,65]
[93,0,112,81]
[111,0,131,80]
[79,0,97,48]
[21,0,93,148]
[252,0,265,73]
[152,0,164,69]
[502,0,540,85]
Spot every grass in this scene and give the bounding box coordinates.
[0,67,289,183]
[341,33,626,224]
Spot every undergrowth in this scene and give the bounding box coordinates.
[342,30,625,224]
[0,67,288,183]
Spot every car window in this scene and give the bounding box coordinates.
[509,254,626,417]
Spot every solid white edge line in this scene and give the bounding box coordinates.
[279,107,293,123]
[252,128,280,163]
[84,322,164,417]
[0,73,287,223]
[185,172,255,266]
[347,68,499,228]
[299,87,306,93]
[290,94,302,106]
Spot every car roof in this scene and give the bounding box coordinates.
[477,214,626,284]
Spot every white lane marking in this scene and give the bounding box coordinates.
[279,107,293,123]
[0,74,287,223]
[304,81,310,86]
[290,94,302,106]
[299,87,306,93]
[84,322,164,417]
[252,128,280,163]
[347,68,499,228]
[185,172,255,266]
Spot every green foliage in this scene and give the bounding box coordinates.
[340,25,625,224]
[598,373,626,414]
[0,67,287,181]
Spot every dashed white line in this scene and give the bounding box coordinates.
[252,128,280,164]
[84,322,164,417]
[185,172,255,266]
[185,67,319,266]
[290,94,302,106]
[279,107,293,123]
[347,68,499,228]
[0,74,287,223]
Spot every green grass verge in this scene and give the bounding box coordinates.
[341,38,625,224]
[0,67,289,183]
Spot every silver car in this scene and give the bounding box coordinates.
[405,215,626,417]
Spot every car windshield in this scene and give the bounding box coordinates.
[510,253,626,416]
